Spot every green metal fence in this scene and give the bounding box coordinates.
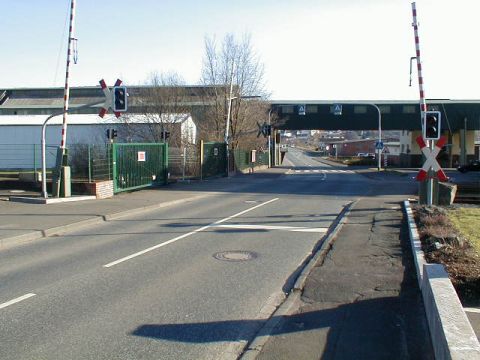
[202,142,227,178]
[112,143,168,193]
[233,149,269,171]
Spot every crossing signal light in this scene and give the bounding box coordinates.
[113,86,128,112]
[424,111,441,140]
[161,130,170,141]
[106,128,118,141]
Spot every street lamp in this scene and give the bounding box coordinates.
[225,95,237,176]
[367,103,382,171]
[41,100,105,199]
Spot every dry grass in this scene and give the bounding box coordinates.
[448,208,480,255]
[417,213,453,240]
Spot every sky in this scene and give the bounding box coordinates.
[1,0,479,101]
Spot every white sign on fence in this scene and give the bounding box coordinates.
[138,151,146,162]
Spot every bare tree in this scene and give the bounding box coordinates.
[199,33,270,150]
[123,71,192,147]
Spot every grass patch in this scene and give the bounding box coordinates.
[448,208,480,255]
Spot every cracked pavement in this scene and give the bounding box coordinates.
[255,196,434,360]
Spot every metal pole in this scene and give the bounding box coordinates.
[88,144,92,183]
[182,147,186,181]
[225,61,235,176]
[268,108,272,167]
[41,100,105,199]
[411,2,432,205]
[367,103,382,171]
[42,112,62,198]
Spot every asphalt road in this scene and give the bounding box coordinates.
[0,149,408,359]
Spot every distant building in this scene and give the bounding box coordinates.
[0,85,215,169]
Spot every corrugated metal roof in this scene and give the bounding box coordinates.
[1,97,104,108]
[0,113,192,125]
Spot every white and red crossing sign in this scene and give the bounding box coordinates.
[98,78,123,118]
[416,135,448,182]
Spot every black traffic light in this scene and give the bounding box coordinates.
[161,130,170,141]
[106,128,118,141]
[113,86,128,112]
[424,111,441,140]
[264,124,272,136]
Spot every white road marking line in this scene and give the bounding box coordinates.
[214,224,328,233]
[0,293,36,310]
[103,198,280,268]
[291,169,354,174]
[464,307,480,314]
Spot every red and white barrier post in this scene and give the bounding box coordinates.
[411,2,437,205]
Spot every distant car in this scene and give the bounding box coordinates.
[457,160,480,173]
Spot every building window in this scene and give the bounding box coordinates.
[354,105,367,114]
[306,105,318,113]
[378,105,391,114]
[282,106,294,114]
[402,105,416,114]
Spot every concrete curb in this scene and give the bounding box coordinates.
[403,200,480,360]
[0,194,209,250]
[238,201,356,359]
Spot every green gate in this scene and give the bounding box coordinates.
[202,142,227,178]
[112,143,168,193]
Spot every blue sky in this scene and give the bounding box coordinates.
[1,0,479,100]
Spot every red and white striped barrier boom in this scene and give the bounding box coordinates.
[411,2,427,124]
[60,0,76,150]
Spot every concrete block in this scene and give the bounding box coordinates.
[422,264,480,360]
[438,182,457,206]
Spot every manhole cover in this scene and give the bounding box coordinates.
[213,250,258,262]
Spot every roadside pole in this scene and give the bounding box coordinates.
[41,100,107,199]
[368,103,382,171]
[268,109,273,167]
[224,61,236,176]
[411,2,433,205]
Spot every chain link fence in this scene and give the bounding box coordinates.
[169,145,200,180]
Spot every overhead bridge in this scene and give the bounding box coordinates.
[270,100,480,131]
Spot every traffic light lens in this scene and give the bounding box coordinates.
[424,112,441,140]
[113,86,127,112]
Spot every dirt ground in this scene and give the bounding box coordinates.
[414,204,480,307]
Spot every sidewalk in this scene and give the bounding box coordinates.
[249,196,434,360]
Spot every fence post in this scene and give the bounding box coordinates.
[163,143,169,185]
[33,144,37,178]
[182,147,186,181]
[112,143,117,193]
[200,140,204,181]
[88,144,92,183]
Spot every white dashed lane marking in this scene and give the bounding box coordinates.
[292,169,354,174]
